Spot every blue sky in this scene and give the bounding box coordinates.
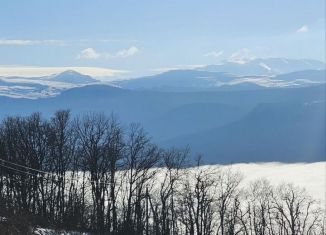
[0,0,324,78]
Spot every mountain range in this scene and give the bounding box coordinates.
[116,69,325,91]
[0,58,325,98]
[0,58,325,163]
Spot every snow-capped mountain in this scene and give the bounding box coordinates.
[0,58,325,98]
[115,58,325,91]
[199,58,325,76]
[116,68,325,91]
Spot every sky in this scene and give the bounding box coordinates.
[0,0,325,79]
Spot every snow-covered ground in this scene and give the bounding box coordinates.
[34,228,89,235]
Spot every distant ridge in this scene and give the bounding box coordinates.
[116,68,326,92]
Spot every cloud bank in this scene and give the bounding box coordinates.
[0,39,65,46]
[0,66,127,77]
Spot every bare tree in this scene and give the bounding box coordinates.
[75,113,111,232]
[272,183,323,235]
[152,148,188,235]
[122,123,160,235]
[215,168,242,235]
[239,179,274,235]
[177,157,218,235]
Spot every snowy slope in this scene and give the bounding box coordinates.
[0,70,99,99]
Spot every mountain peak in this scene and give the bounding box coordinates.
[50,70,98,84]
[58,70,82,76]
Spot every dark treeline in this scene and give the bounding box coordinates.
[0,111,324,234]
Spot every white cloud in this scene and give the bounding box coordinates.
[0,39,65,46]
[77,48,101,59]
[297,25,309,33]
[204,50,223,58]
[228,48,256,64]
[0,66,127,78]
[114,46,139,58]
[77,46,140,60]
[0,39,35,45]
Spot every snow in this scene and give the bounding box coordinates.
[34,228,89,235]
[0,77,80,99]
[259,62,272,71]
